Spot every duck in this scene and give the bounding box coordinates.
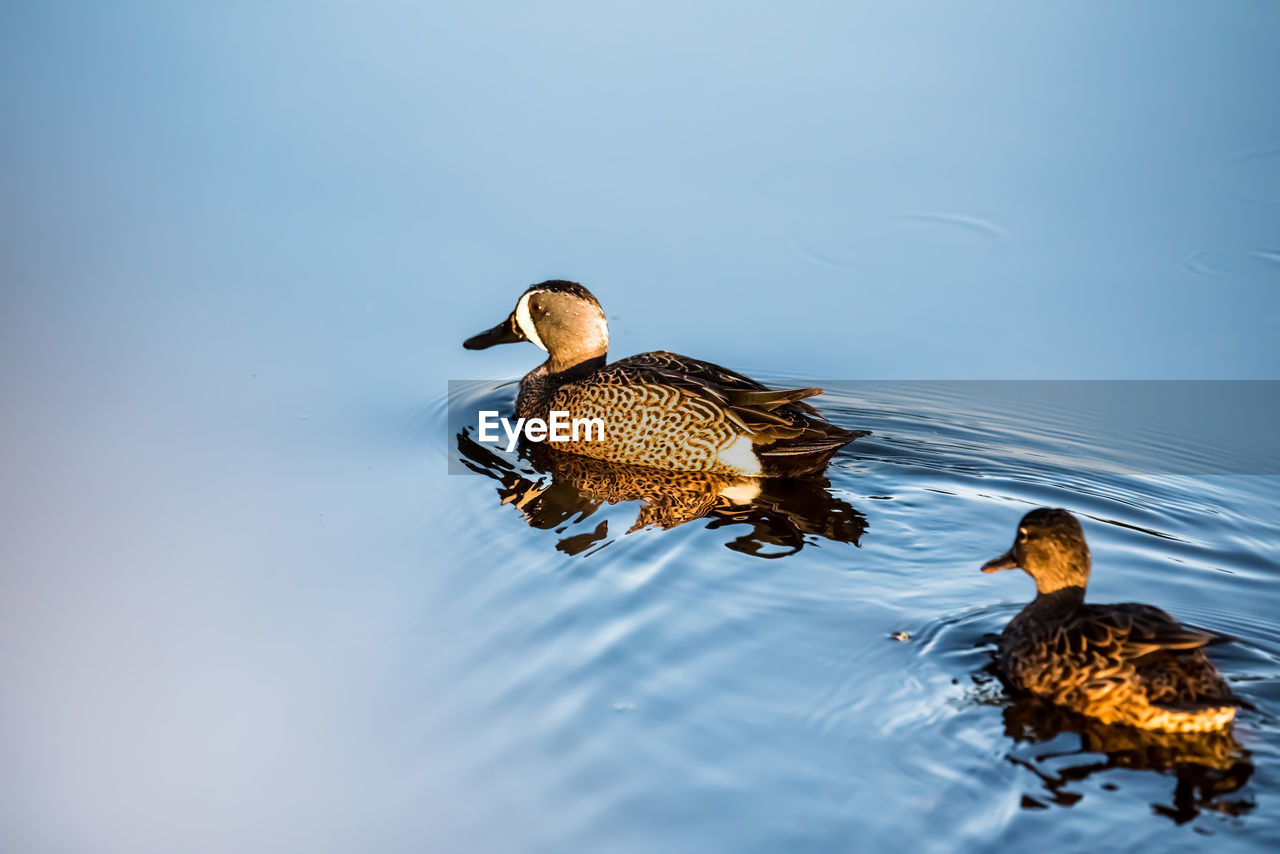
[463,280,866,476]
[980,508,1244,733]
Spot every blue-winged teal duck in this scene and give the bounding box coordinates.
[981,508,1243,733]
[463,280,866,476]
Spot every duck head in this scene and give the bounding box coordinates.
[981,507,1091,595]
[463,280,610,373]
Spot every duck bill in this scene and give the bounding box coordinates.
[981,549,1019,573]
[464,313,524,350]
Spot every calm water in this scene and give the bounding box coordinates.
[3,2,1280,853]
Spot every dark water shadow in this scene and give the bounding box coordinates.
[455,428,867,558]
[975,665,1255,824]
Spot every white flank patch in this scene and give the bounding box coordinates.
[715,434,761,476]
[514,292,547,351]
[717,480,761,503]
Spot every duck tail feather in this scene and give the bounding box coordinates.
[726,387,825,410]
[1182,623,1239,647]
[758,430,868,457]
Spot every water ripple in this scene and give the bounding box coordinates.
[1224,145,1280,204]
[787,238,862,272]
[888,210,1012,243]
[1184,249,1280,280]
[788,211,1012,277]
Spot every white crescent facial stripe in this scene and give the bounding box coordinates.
[514,292,547,352]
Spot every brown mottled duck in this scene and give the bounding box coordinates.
[980,508,1245,733]
[463,280,866,476]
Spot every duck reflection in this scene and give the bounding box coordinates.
[991,678,1254,823]
[455,428,866,557]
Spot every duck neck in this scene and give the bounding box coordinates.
[546,352,607,377]
[517,354,608,419]
[1029,585,1086,613]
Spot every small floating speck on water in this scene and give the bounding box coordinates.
[891,631,910,642]
[612,701,636,713]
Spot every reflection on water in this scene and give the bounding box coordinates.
[1002,693,1254,823]
[455,429,866,557]
[971,664,1255,823]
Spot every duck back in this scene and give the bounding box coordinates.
[999,600,1240,733]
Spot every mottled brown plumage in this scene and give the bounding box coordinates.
[521,447,747,530]
[981,508,1243,733]
[464,280,866,475]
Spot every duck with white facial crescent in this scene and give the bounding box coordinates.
[464,280,867,476]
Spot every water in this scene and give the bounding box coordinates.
[3,2,1279,853]
[439,379,1280,852]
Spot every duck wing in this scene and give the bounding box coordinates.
[1081,604,1235,659]
[1066,604,1240,710]
[613,350,773,391]
[599,356,865,447]
[612,351,830,414]
[540,353,865,475]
